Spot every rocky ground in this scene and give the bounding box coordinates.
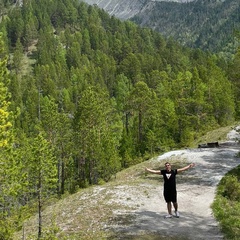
[103,127,240,240]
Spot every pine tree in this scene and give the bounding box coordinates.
[74,86,121,185]
[0,32,15,239]
[27,133,58,239]
[127,81,155,154]
[12,38,24,74]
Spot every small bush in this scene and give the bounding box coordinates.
[212,171,240,239]
[0,216,14,240]
[219,175,240,201]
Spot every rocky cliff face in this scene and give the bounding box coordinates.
[81,0,194,20]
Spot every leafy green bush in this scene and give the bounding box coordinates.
[212,167,240,239]
[219,175,240,201]
[0,216,14,240]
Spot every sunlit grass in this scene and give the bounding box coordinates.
[191,125,235,147]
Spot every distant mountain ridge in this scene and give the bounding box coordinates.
[81,0,240,54]
[81,0,194,20]
[81,0,147,19]
[132,0,240,53]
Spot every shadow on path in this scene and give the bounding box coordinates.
[107,210,222,240]
[105,135,240,240]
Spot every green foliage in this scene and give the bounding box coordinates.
[74,86,122,185]
[0,216,14,240]
[228,47,240,119]
[212,167,240,239]
[212,196,240,240]
[0,35,12,148]
[218,175,240,201]
[0,32,15,239]
[27,133,58,197]
[0,1,240,237]
[0,0,237,187]
[40,215,60,240]
[131,0,240,55]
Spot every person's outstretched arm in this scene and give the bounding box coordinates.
[177,163,195,173]
[145,167,161,174]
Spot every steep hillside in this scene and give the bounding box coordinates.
[13,125,240,239]
[82,0,240,54]
[81,0,146,19]
[132,0,240,53]
[81,0,194,19]
[0,0,239,238]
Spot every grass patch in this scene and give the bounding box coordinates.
[190,124,237,147]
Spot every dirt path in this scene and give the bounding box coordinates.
[105,128,240,240]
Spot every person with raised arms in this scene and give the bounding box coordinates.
[145,162,195,218]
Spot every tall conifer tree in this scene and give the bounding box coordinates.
[0,32,15,239]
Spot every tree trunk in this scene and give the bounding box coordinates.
[61,159,65,194]
[138,110,143,143]
[38,174,42,240]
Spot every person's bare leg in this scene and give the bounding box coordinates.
[167,202,172,215]
[173,202,180,217]
[173,202,178,211]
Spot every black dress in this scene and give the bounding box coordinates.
[161,169,178,202]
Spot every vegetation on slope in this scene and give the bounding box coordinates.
[12,125,239,240]
[131,0,240,56]
[0,0,239,238]
[212,159,240,239]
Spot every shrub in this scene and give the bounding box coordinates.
[212,171,240,239]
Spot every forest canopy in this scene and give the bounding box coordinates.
[0,0,239,238]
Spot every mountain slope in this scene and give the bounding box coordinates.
[132,0,240,53]
[81,0,194,20]
[81,0,146,19]
[82,0,240,54]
